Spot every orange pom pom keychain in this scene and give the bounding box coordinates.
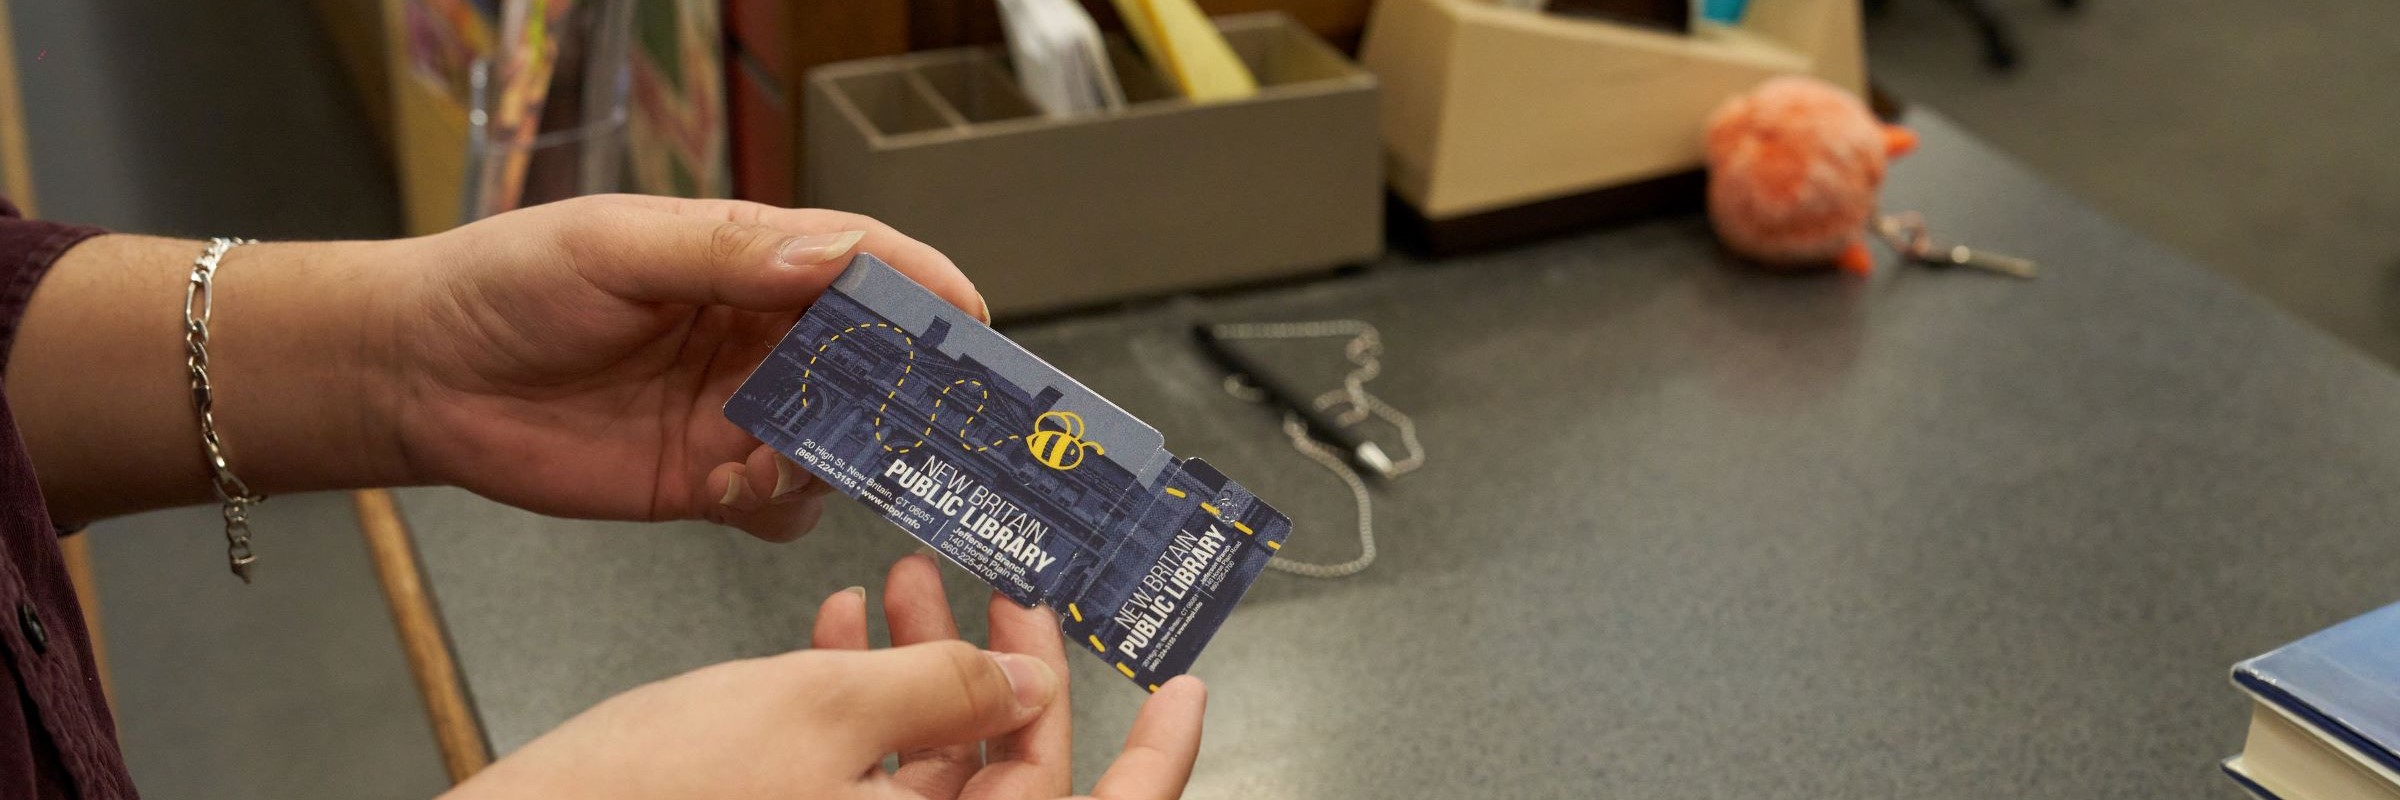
[1703,76,1917,276]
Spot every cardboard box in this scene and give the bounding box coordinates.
[805,12,1382,317]
[1362,0,1863,221]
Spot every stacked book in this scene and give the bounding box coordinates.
[2226,602,2400,800]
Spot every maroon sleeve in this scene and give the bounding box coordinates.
[0,200,133,799]
[0,199,106,370]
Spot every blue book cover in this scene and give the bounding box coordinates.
[2221,757,2285,800]
[2233,601,2400,777]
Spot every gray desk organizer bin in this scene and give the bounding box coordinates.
[805,12,1382,317]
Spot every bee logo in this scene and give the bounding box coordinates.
[1027,410,1105,471]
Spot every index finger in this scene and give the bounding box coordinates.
[623,195,988,322]
[958,593,1072,798]
[881,555,984,798]
[811,585,869,650]
[1087,675,1207,800]
[807,640,1055,760]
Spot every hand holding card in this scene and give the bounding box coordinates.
[726,254,1293,690]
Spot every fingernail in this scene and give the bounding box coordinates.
[777,230,866,267]
[972,291,992,324]
[987,651,1056,710]
[841,585,866,600]
[719,475,751,508]
[771,456,807,502]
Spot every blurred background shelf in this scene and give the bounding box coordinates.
[313,1,1383,235]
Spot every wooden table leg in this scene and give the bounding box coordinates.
[356,488,491,784]
[58,534,109,705]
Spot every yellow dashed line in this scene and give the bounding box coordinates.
[1264,540,1281,550]
[935,379,1026,453]
[1088,635,1107,653]
[1116,663,1137,679]
[1164,487,1186,498]
[1147,684,1159,693]
[802,323,921,449]
[1200,502,1221,516]
[1068,603,1083,622]
[801,321,931,449]
[1233,521,1253,535]
[797,325,1042,458]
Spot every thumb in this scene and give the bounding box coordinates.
[812,640,1058,761]
[569,206,866,311]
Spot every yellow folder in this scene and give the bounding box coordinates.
[1110,0,1258,101]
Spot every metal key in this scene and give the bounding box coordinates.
[1875,212,2039,279]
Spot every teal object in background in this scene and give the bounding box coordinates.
[1703,0,1748,23]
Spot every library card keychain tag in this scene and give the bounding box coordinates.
[725,254,1291,691]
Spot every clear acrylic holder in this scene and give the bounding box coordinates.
[461,0,636,219]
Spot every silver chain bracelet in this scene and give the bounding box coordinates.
[184,237,264,583]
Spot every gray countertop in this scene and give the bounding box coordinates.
[394,112,2400,798]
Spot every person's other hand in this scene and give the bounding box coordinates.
[386,195,985,540]
[808,554,1208,799]
[444,554,1209,800]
